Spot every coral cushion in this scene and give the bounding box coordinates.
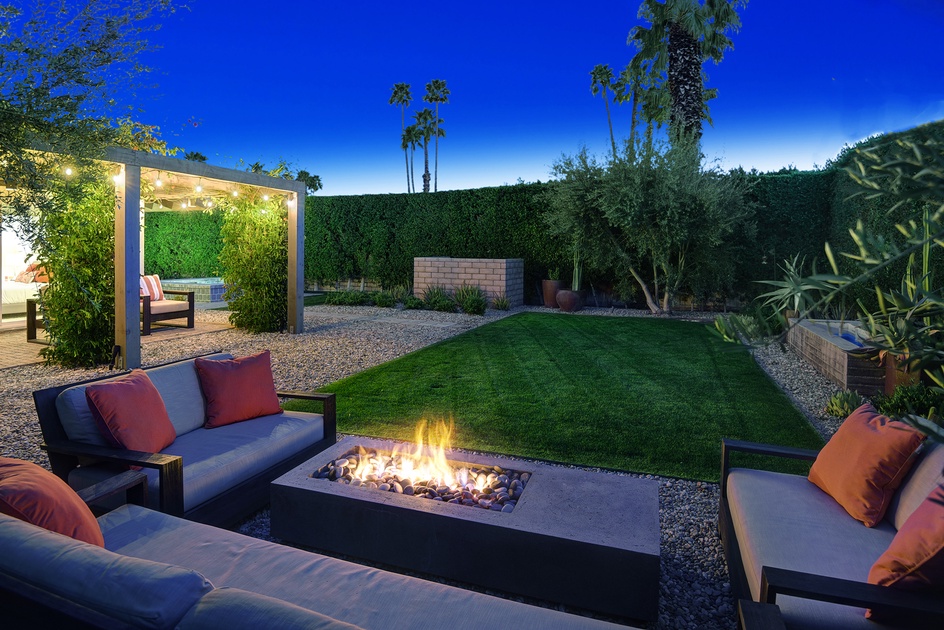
[866,484,944,617]
[194,350,282,428]
[85,370,176,452]
[808,404,925,527]
[0,457,104,546]
[140,274,164,301]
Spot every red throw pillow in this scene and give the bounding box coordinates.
[866,484,944,618]
[808,403,925,527]
[0,457,104,547]
[194,350,282,428]
[85,370,176,452]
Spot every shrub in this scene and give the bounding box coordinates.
[402,295,425,310]
[389,284,411,304]
[825,390,864,418]
[453,284,487,315]
[371,291,396,307]
[873,383,944,420]
[423,285,456,313]
[492,293,510,311]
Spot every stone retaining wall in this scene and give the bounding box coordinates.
[414,257,524,307]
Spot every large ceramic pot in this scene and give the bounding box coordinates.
[556,289,582,313]
[542,280,562,308]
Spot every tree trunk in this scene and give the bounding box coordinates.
[628,265,663,315]
[404,148,410,193]
[628,86,639,159]
[668,21,703,141]
[433,103,440,192]
[409,148,416,193]
[423,139,431,193]
[604,93,617,158]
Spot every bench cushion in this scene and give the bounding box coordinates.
[177,588,365,630]
[727,468,898,628]
[145,299,189,314]
[56,354,232,444]
[887,440,944,530]
[0,512,212,629]
[100,505,624,630]
[143,411,325,511]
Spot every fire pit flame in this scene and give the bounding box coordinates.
[311,419,529,513]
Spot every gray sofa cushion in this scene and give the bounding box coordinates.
[0,512,212,629]
[56,353,233,445]
[887,440,944,530]
[100,505,624,630]
[142,410,325,511]
[177,588,366,630]
[727,468,899,630]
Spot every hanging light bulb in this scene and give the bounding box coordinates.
[195,182,203,193]
[263,194,270,201]
[155,172,163,187]
[64,167,73,177]
[232,190,239,197]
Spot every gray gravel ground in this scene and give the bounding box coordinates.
[0,305,843,629]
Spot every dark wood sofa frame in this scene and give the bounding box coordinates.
[32,353,337,528]
[719,438,944,630]
[141,289,195,336]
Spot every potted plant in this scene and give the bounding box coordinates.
[556,247,583,313]
[542,268,562,308]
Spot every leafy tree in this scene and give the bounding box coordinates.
[389,82,413,193]
[423,79,449,191]
[401,124,424,194]
[589,64,619,158]
[628,0,747,140]
[296,169,323,194]
[543,139,753,313]
[412,108,444,194]
[184,150,208,162]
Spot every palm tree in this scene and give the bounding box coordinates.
[389,82,413,192]
[423,79,449,191]
[402,124,424,194]
[589,64,618,158]
[413,108,434,193]
[627,0,747,141]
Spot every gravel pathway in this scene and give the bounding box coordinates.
[0,305,843,629]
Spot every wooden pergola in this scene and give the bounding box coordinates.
[105,147,307,369]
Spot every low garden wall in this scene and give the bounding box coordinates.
[414,257,524,307]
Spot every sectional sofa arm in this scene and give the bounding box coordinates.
[760,566,944,622]
[278,390,336,421]
[737,599,786,630]
[42,440,183,515]
[76,470,148,508]
[720,438,819,498]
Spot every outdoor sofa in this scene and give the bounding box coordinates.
[33,351,336,527]
[720,404,944,629]
[140,274,194,335]
[0,461,630,629]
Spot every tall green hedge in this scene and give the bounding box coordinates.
[144,210,223,278]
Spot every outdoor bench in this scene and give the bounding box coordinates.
[0,466,630,629]
[32,351,336,527]
[719,434,944,629]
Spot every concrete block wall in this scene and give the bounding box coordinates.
[414,257,524,307]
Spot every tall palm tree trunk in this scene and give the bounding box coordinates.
[603,96,617,158]
[668,21,703,141]
[433,104,440,192]
[409,147,416,194]
[423,139,431,193]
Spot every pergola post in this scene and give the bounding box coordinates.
[288,187,305,334]
[114,164,141,369]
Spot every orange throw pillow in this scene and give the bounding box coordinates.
[866,484,944,618]
[808,403,925,527]
[0,457,104,547]
[194,350,282,428]
[85,370,176,452]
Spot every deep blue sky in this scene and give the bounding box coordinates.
[136,0,944,196]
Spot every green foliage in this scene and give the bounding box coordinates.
[325,291,371,306]
[873,383,944,420]
[491,293,511,311]
[824,390,864,418]
[144,211,223,278]
[423,285,456,312]
[389,284,411,303]
[454,284,487,315]
[402,295,425,310]
[218,194,288,332]
[34,175,117,366]
[370,291,396,307]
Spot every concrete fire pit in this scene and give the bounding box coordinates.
[271,436,660,622]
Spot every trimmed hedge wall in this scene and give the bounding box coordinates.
[144,210,223,278]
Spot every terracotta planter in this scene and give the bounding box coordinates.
[556,289,582,313]
[542,280,562,308]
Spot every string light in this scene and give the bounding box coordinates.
[64,167,73,177]
[232,190,239,197]
[262,194,269,201]
[195,181,203,193]
[155,171,163,187]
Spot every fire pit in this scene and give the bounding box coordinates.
[272,433,660,622]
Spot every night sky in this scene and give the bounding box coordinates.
[133,0,944,195]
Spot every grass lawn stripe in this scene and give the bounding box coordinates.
[286,312,823,481]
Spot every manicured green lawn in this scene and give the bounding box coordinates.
[286,312,823,481]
